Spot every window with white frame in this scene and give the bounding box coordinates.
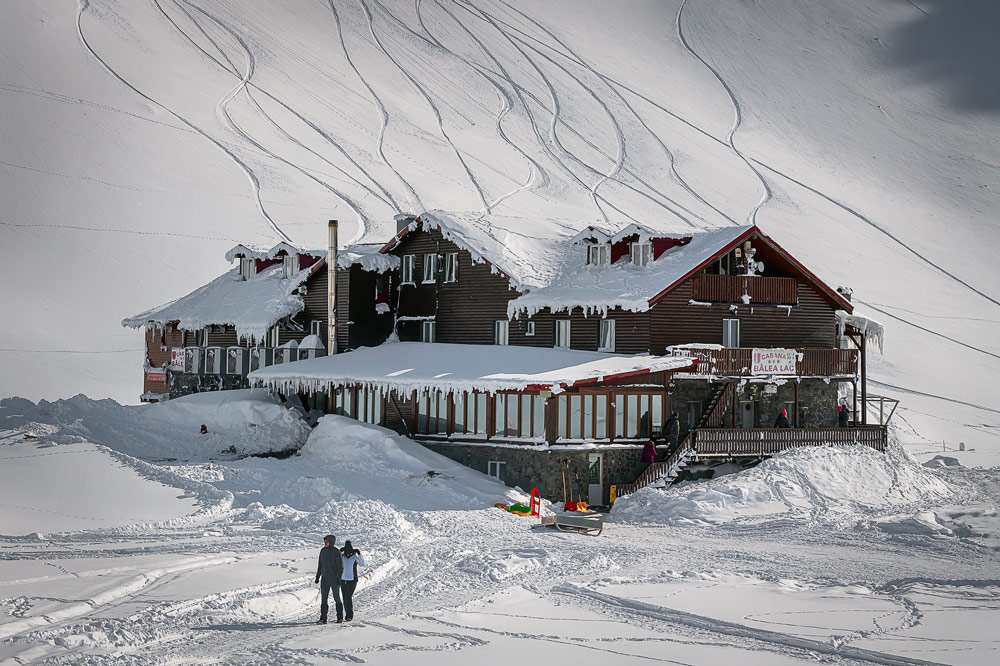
[555,319,571,348]
[494,320,509,345]
[402,255,416,284]
[421,320,436,343]
[444,252,458,283]
[196,326,210,347]
[422,253,437,283]
[487,461,506,481]
[239,256,255,280]
[310,320,323,337]
[525,321,535,336]
[266,325,280,348]
[282,254,296,278]
[630,241,652,267]
[598,319,615,352]
[722,318,740,348]
[587,244,609,265]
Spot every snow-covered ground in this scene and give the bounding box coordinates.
[1,391,997,664]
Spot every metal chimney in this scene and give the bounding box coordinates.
[328,220,338,355]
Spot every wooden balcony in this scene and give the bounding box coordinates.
[673,346,858,378]
[692,274,797,305]
[694,426,887,456]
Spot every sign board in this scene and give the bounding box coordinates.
[170,348,185,371]
[145,368,167,383]
[752,348,796,375]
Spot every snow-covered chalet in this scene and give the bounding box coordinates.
[125,214,889,504]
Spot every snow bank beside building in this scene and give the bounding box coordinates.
[610,445,954,526]
[0,390,310,461]
[203,415,517,514]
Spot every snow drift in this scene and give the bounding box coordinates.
[0,389,310,460]
[610,445,954,526]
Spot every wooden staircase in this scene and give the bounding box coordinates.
[613,382,734,499]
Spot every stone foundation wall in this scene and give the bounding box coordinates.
[421,442,654,506]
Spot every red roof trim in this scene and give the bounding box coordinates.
[646,226,853,312]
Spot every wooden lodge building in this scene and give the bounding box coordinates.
[126,214,889,504]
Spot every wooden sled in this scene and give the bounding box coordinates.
[538,511,604,536]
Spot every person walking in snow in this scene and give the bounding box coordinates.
[774,408,791,428]
[340,540,366,622]
[838,404,850,427]
[315,534,344,624]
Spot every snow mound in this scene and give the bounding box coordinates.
[610,445,953,526]
[181,415,517,514]
[924,455,963,468]
[0,390,310,461]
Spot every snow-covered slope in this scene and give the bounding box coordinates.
[2,0,998,453]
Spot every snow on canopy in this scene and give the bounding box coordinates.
[121,264,313,343]
[337,242,400,273]
[508,226,751,318]
[836,310,885,353]
[249,341,695,396]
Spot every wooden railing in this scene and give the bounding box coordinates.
[673,347,858,377]
[692,274,797,305]
[694,426,887,456]
[615,435,693,497]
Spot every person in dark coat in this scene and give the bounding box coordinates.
[664,412,679,448]
[641,441,658,464]
[838,404,850,427]
[340,540,367,622]
[315,534,344,624]
[774,409,791,428]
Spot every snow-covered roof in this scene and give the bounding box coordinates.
[121,264,313,342]
[249,342,695,396]
[610,223,656,244]
[568,226,612,244]
[509,226,752,318]
[836,310,885,353]
[337,243,400,272]
[224,241,322,263]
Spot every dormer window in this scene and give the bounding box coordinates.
[630,242,652,267]
[239,256,255,280]
[587,244,609,265]
[282,254,296,278]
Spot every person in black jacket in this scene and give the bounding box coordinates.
[774,409,791,428]
[315,534,344,624]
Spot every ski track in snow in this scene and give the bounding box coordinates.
[487,0,729,228]
[157,0,396,228]
[363,0,490,215]
[675,0,771,226]
[170,1,373,242]
[74,0,292,244]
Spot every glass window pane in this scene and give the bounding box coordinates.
[520,395,531,437]
[504,395,519,436]
[638,394,651,438]
[596,394,607,439]
[454,392,465,433]
[373,388,381,425]
[651,394,663,438]
[417,395,428,432]
[533,395,545,438]
[494,395,505,436]
[557,396,567,439]
[615,394,624,439]
[627,394,639,438]
[435,392,447,433]
[582,395,594,439]
[476,394,487,434]
[569,395,582,439]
